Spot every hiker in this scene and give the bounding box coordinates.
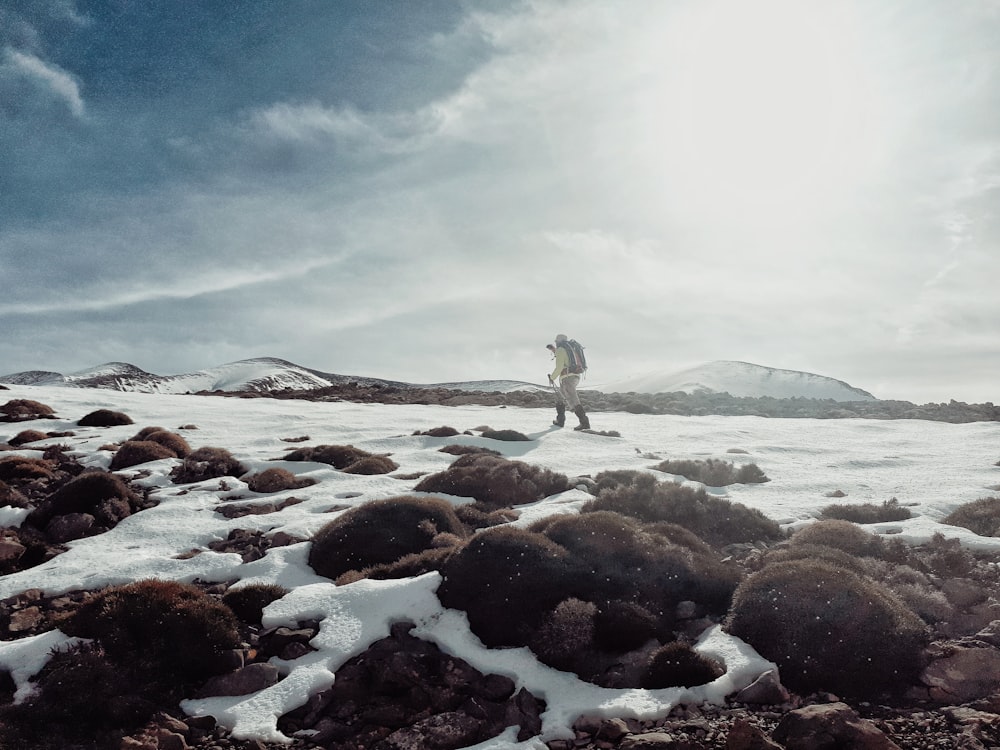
[547,334,590,430]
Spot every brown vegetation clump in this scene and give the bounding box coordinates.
[414,426,461,437]
[651,458,769,486]
[109,440,177,470]
[308,495,468,581]
[641,642,725,689]
[0,455,55,482]
[593,600,660,653]
[480,428,531,442]
[439,444,501,457]
[284,444,370,469]
[821,498,912,524]
[129,427,191,457]
[788,519,883,558]
[0,479,27,508]
[246,467,315,493]
[78,409,134,427]
[170,446,247,484]
[942,497,1000,537]
[0,399,55,420]
[8,429,48,446]
[724,559,927,698]
[530,598,597,670]
[222,583,289,624]
[61,579,243,683]
[414,453,569,508]
[27,470,138,530]
[341,454,399,475]
[583,471,782,547]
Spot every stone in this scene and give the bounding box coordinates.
[8,605,44,633]
[725,718,782,750]
[195,663,279,698]
[735,670,789,705]
[153,728,189,750]
[772,702,901,750]
[0,538,25,563]
[382,711,483,750]
[618,732,681,749]
[921,646,1000,703]
[597,717,630,741]
[45,512,95,543]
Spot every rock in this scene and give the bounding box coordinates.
[195,663,279,698]
[971,620,1000,648]
[735,669,789,705]
[619,732,687,749]
[725,718,783,750]
[921,646,1000,703]
[153,728,189,750]
[772,702,901,750]
[8,605,44,633]
[382,711,483,750]
[45,512,95,543]
[597,717,630,741]
[0,538,25,563]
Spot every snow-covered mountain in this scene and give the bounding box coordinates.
[596,361,877,402]
[0,358,544,395]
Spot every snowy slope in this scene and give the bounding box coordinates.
[597,361,877,401]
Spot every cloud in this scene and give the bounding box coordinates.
[3,47,84,118]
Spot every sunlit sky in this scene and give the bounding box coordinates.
[2,0,998,403]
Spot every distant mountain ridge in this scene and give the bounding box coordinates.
[596,360,877,402]
[2,357,876,401]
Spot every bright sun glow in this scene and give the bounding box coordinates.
[658,0,887,224]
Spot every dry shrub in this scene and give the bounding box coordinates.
[8,429,48,446]
[78,409,134,427]
[284,444,370,469]
[641,642,724,689]
[0,399,55,420]
[651,458,769,486]
[170,446,246,484]
[789,519,883,558]
[821,498,912,524]
[593,600,659,653]
[414,426,460,437]
[345,545,457,584]
[308,495,468,581]
[414,453,569,508]
[583,471,782,547]
[481,428,531,442]
[129,428,191,457]
[342,455,399,474]
[724,559,927,697]
[0,479,27,508]
[222,583,289,624]
[246,467,315,493]
[0,455,55,481]
[109,440,176,470]
[439,444,501,457]
[454,503,518,530]
[924,532,975,577]
[942,497,1000,537]
[62,579,242,683]
[759,543,869,576]
[530,598,597,670]
[437,525,587,648]
[27,470,138,531]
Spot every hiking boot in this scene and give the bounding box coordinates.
[553,404,565,427]
[573,406,590,430]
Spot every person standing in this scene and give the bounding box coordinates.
[547,334,590,430]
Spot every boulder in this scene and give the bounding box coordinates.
[921,646,1000,703]
[772,702,900,750]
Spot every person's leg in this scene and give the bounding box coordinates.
[561,376,590,429]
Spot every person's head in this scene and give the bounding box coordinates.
[555,334,568,344]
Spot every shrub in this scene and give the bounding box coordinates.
[308,495,468,581]
[0,456,54,481]
[0,399,55,420]
[641,642,724,689]
[129,428,191,457]
[651,458,769,486]
[584,474,782,547]
[27,470,137,529]
[78,409,133,427]
[342,455,399,474]
[414,453,569,508]
[171,446,246,484]
[437,525,586,647]
[724,560,927,697]
[821,498,912,524]
[593,600,659,653]
[481,429,531,442]
[0,479,27,508]
[222,583,289,624]
[349,545,457,584]
[454,503,517,530]
[439,444,501,457]
[924,532,974,577]
[789,519,883,558]
[530,598,597,670]
[8,429,48,446]
[109,440,176,470]
[759,543,869,576]
[414,426,460,437]
[942,497,1000,537]
[246,467,315,493]
[284,444,370,469]
[61,579,242,683]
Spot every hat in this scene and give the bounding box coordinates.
[555,334,568,343]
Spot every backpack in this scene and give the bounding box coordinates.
[561,339,587,375]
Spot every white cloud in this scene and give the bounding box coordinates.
[3,47,84,118]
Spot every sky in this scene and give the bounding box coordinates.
[1,386,999,745]
[1,0,999,404]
